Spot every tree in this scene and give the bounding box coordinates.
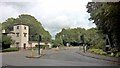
[2,35,13,49]
[53,35,63,47]
[2,14,52,42]
[2,18,16,33]
[86,2,120,51]
[54,27,105,49]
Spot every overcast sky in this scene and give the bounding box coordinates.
[0,0,96,39]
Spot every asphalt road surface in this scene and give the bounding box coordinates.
[2,47,119,66]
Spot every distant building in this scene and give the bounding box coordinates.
[7,24,29,49]
[2,24,52,49]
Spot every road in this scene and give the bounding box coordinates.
[2,47,119,66]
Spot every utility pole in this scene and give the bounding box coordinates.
[38,35,41,55]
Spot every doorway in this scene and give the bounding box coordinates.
[23,43,26,49]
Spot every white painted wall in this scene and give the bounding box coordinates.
[13,25,29,48]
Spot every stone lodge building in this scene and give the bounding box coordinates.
[3,24,52,49]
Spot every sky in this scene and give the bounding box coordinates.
[0,0,96,39]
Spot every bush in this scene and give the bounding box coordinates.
[110,52,120,57]
[116,52,120,57]
[2,35,13,49]
[88,48,107,55]
[2,48,19,52]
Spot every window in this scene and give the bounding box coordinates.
[16,42,19,44]
[17,26,19,29]
[24,27,26,30]
[23,33,27,37]
[16,33,19,37]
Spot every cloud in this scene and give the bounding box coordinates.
[0,2,33,22]
[0,3,18,22]
[0,0,96,39]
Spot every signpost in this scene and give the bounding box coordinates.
[105,34,111,53]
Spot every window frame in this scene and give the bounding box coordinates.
[17,26,19,29]
[16,33,19,37]
[23,33,27,37]
[24,26,26,30]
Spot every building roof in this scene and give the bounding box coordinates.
[29,41,47,43]
[13,23,29,26]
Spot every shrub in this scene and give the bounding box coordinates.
[2,48,19,52]
[88,48,107,55]
[115,52,120,57]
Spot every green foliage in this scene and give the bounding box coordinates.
[55,28,86,44]
[2,14,52,42]
[86,2,120,51]
[2,18,16,33]
[2,35,13,49]
[54,27,105,49]
[54,36,63,47]
[2,47,19,52]
[109,52,120,57]
[88,48,107,55]
[84,28,105,49]
[115,52,120,57]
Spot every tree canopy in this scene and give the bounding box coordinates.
[2,14,52,42]
[86,2,120,51]
[54,27,105,49]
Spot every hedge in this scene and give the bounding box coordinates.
[2,48,19,52]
